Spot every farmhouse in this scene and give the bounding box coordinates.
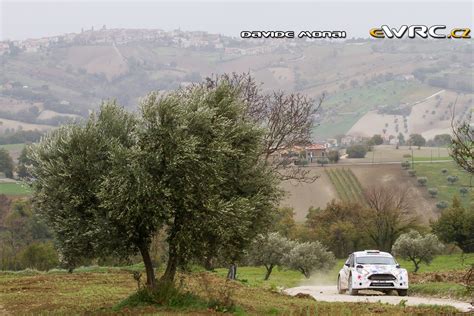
[304,144,327,162]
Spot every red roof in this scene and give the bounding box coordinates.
[305,144,326,150]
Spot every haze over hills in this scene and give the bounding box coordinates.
[0,27,472,141]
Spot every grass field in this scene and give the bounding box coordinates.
[325,168,365,204]
[0,182,31,196]
[0,267,460,315]
[412,161,473,208]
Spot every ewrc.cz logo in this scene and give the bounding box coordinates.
[370,25,471,39]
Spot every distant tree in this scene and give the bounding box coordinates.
[392,230,443,272]
[271,207,297,239]
[371,134,384,145]
[409,134,426,149]
[327,150,340,163]
[0,148,14,178]
[316,157,329,167]
[17,146,32,179]
[305,201,372,258]
[346,144,368,158]
[459,187,469,197]
[441,168,448,175]
[436,200,449,210]
[401,161,410,169]
[447,175,459,185]
[417,177,428,186]
[363,186,419,252]
[432,197,474,252]
[431,134,452,147]
[408,169,417,177]
[397,133,405,145]
[428,188,438,198]
[20,242,59,271]
[249,233,295,280]
[283,241,335,278]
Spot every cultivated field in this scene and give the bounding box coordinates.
[325,168,365,205]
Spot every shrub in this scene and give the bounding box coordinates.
[417,177,428,186]
[459,187,469,197]
[401,161,410,169]
[436,200,449,210]
[327,150,340,163]
[447,175,459,185]
[316,157,329,167]
[346,144,368,158]
[428,188,438,198]
[403,154,412,158]
[408,169,417,177]
[294,159,309,166]
[441,168,448,175]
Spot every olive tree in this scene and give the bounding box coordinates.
[392,230,443,272]
[283,241,335,278]
[29,83,281,288]
[248,232,294,280]
[450,109,473,174]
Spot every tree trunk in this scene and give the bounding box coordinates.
[264,264,274,280]
[412,258,420,273]
[139,243,156,288]
[161,240,178,283]
[227,263,237,280]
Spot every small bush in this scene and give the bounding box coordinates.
[417,177,428,186]
[441,168,448,174]
[114,282,207,311]
[346,144,368,158]
[436,200,449,210]
[428,188,438,198]
[459,187,469,197]
[408,169,417,177]
[403,154,412,158]
[447,175,459,185]
[401,161,410,169]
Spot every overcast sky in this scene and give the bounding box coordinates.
[1,0,473,41]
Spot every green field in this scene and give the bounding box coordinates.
[0,143,26,151]
[313,80,436,139]
[326,168,365,204]
[412,161,473,208]
[0,182,31,196]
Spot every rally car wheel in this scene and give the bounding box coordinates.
[337,276,345,294]
[348,275,358,295]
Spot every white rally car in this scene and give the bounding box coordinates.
[337,250,408,296]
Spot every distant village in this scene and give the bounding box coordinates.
[0,26,304,56]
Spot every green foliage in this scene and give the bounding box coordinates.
[409,133,426,148]
[316,157,329,166]
[20,242,59,271]
[0,148,14,178]
[327,150,340,163]
[401,161,410,169]
[346,144,367,158]
[459,187,469,197]
[428,188,438,198]
[446,175,459,185]
[305,201,371,258]
[392,230,443,272]
[282,241,335,278]
[432,197,474,252]
[408,169,416,177]
[417,176,428,186]
[436,200,449,210]
[370,134,383,145]
[248,233,294,280]
[29,83,280,285]
[441,168,448,174]
[271,207,297,239]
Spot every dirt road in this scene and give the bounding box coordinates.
[285,286,473,312]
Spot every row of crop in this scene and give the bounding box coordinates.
[326,168,366,205]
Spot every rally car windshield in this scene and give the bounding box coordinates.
[356,256,396,265]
